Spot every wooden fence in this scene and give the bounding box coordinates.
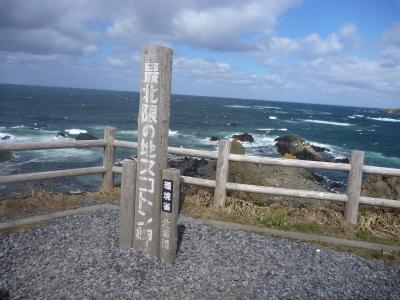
[1,127,400,225]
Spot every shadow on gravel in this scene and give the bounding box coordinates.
[177,224,185,254]
[0,289,10,300]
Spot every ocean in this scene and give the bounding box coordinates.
[1,83,400,196]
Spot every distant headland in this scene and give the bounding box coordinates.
[383,108,400,114]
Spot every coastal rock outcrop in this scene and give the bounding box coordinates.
[75,133,98,140]
[168,157,210,177]
[361,175,400,200]
[56,132,68,138]
[383,108,400,114]
[232,133,254,143]
[205,140,334,208]
[0,150,13,162]
[274,134,344,163]
[209,136,220,141]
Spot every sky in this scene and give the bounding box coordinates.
[0,0,399,108]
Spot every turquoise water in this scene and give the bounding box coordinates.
[1,83,399,194]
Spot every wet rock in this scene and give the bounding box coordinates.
[75,133,98,140]
[56,132,68,138]
[168,157,210,177]
[383,108,400,114]
[209,136,220,141]
[232,133,254,143]
[1,135,11,140]
[0,150,13,162]
[274,135,337,162]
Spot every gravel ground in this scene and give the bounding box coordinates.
[0,208,399,299]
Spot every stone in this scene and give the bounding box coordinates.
[274,134,336,162]
[75,133,98,140]
[0,150,13,162]
[230,139,245,154]
[232,133,254,143]
[209,136,220,141]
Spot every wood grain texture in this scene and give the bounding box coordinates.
[159,168,180,264]
[226,182,348,202]
[180,176,216,188]
[133,45,173,257]
[344,150,365,224]
[0,140,105,151]
[113,140,138,149]
[229,154,350,171]
[214,139,231,208]
[102,127,116,190]
[0,166,106,184]
[119,160,137,249]
[360,196,400,208]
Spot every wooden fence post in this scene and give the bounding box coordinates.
[119,159,137,248]
[344,150,364,224]
[159,168,180,263]
[214,139,231,208]
[133,45,173,257]
[102,127,116,190]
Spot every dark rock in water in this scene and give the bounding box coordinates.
[56,132,68,138]
[311,144,330,152]
[274,134,340,162]
[232,133,254,143]
[228,122,239,126]
[209,136,220,141]
[75,133,98,140]
[383,108,400,114]
[1,135,11,140]
[168,157,210,177]
[0,150,13,162]
[362,175,400,200]
[334,157,349,164]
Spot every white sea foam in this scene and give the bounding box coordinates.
[269,116,277,120]
[169,130,179,136]
[302,119,352,126]
[65,129,88,135]
[225,104,281,110]
[225,105,251,109]
[263,106,281,109]
[0,132,14,140]
[10,125,27,129]
[35,149,102,162]
[367,117,400,123]
[258,128,275,131]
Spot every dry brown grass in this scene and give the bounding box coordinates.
[0,188,120,221]
[182,189,400,246]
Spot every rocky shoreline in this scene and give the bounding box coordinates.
[1,132,399,201]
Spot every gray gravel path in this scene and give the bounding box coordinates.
[0,208,399,299]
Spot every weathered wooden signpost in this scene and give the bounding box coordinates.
[132,45,174,258]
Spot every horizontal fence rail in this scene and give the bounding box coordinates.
[1,128,399,217]
[0,166,106,184]
[0,140,105,151]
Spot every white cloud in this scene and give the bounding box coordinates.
[303,33,343,55]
